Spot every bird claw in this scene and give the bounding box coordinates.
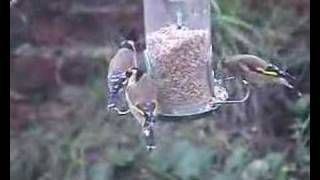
[107,103,116,109]
[106,106,131,115]
[114,108,131,115]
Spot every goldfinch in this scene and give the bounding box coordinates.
[106,40,137,114]
[221,54,296,89]
[125,67,159,151]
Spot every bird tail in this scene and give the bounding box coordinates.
[143,127,156,151]
[141,102,157,151]
[107,72,127,109]
[107,92,119,109]
[142,102,157,127]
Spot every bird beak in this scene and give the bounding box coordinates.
[283,71,296,80]
[279,78,294,89]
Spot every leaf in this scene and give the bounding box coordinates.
[264,153,284,173]
[87,163,113,180]
[241,160,270,180]
[173,143,214,179]
[225,146,252,173]
[107,147,136,167]
[148,140,214,180]
[290,95,310,117]
[214,174,239,180]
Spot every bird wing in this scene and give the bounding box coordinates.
[225,54,267,65]
[234,55,282,77]
[240,55,291,78]
[108,48,135,76]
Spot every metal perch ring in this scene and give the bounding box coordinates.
[210,79,250,107]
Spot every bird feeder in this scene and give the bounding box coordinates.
[143,0,249,117]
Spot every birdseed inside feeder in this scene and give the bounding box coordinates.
[141,0,251,119]
[143,0,215,116]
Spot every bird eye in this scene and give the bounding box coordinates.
[265,64,279,72]
[125,71,133,77]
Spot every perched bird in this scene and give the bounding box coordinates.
[125,67,159,151]
[220,54,297,89]
[106,40,137,113]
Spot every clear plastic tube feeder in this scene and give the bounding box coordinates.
[143,0,249,117]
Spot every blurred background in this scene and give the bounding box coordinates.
[10,0,309,180]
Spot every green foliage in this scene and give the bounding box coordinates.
[289,95,310,177]
[211,0,262,59]
[148,140,214,180]
[108,147,137,167]
[210,145,290,180]
[87,163,113,180]
[290,94,310,147]
[211,144,252,180]
[225,146,252,172]
[241,153,287,180]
